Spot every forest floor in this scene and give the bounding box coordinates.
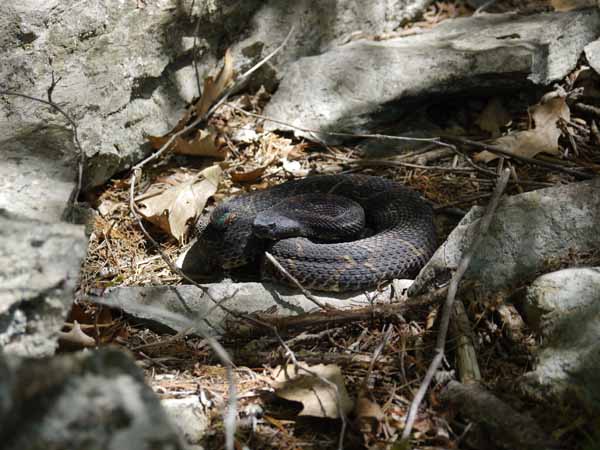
[71,1,600,449]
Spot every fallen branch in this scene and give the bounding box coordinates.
[224,102,448,145]
[445,136,594,180]
[451,300,481,383]
[226,284,452,338]
[441,381,557,450]
[399,168,511,444]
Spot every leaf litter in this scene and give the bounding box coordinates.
[475,89,571,162]
[77,11,600,449]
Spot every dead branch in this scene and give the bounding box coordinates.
[226,284,452,338]
[399,168,511,444]
[441,381,558,450]
[451,300,481,383]
[224,102,448,145]
[445,136,595,180]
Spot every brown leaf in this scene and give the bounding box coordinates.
[230,165,267,183]
[172,129,227,159]
[272,363,354,418]
[550,0,596,11]
[475,91,570,163]
[136,165,222,242]
[146,49,234,151]
[195,48,234,119]
[354,394,384,431]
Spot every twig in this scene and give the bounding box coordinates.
[355,158,476,173]
[204,26,295,120]
[359,324,394,393]
[224,102,449,145]
[264,252,336,311]
[399,168,511,444]
[474,0,498,14]
[573,102,600,118]
[445,136,594,179]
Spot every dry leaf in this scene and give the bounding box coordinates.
[230,165,268,183]
[476,98,511,137]
[172,129,226,159]
[272,363,354,418]
[148,129,226,159]
[355,394,384,431]
[550,0,596,11]
[58,321,96,348]
[137,165,222,242]
[475,91,570,163]
[195,49,234,119]
[146,49,235,152]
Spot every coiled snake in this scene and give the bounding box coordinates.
[184,174,436,292]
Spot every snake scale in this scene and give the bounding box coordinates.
[186,174,437,292]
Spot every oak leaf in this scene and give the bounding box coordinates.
[475,92,570,163]
[136,165,222,242]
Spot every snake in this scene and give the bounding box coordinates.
[184,174,437,292]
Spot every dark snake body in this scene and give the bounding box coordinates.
[188,174,437,292]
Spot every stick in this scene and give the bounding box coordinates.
[224,102,449,145]
[226,284,453,338]
[264,252,336,311]
[399,168,511,444]
[445,136,594,180]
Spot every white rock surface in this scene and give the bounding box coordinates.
[94,282,392,335]
[410,178,600,296]
[0,210,87,357]
[520,267,600,414]
[264,9,600,143]
[0,348,185,450]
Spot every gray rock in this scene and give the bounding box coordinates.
[520,268,600,414]
[1,0,415,190]
[264,9,600,143]
[0,347,185,450]
[0,122,78,222]
[409,178,600,296]
[585,38,600,75]
[93,282,390,335]
[162,396,210,446]
[0,210,87,357]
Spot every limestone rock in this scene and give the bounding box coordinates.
[93,282,390,335]
[520,268,600,414]
[409,178,600,296]
[1,0,414,190]
[0,348,185,450]
[264,9,600,143]
[0,210,87,357]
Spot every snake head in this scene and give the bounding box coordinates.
[252,214,303,240]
